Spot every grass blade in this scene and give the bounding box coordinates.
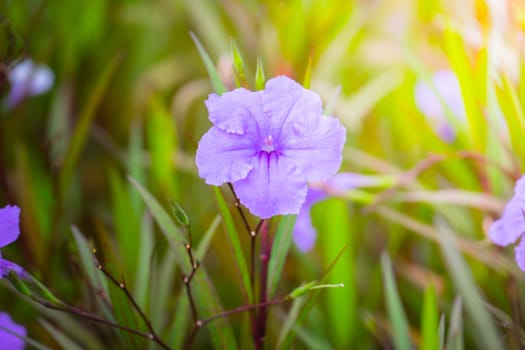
[421,285,439,350]
[438,219,501,349]
[255,57,266,91]
[213,187,252,302]
[267,215,296,298]
[381,252,411,350]
[190,32,227,95]
[445,296,464,350]
[59,54,120,193]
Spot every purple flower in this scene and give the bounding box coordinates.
[293,173,389,251]
[0,205,25,278]
[6,59,54,108]
[489,175,525,271]
[414,69,466,142]
[0,312,26,350]
[196,76,346,218]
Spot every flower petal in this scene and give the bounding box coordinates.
[205,89,266,135]
[514,174,525,199]
[281,114,346,181]
[263,76,323,141]
[234,153,307,218]
[293,188,326,252]
[489,198,525,246]
[0,312,26,350]
[0,205,20,249]
[0,258,26,279]
[195,127,255,186]
[515,237,525,272]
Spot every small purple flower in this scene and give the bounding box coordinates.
[489,175,525,270]
[6,59,54,109]
[196,76,346,218]
[414,69,466,142]
[293,173,389,252]
[0,312,26,350]
[0,205,25,278]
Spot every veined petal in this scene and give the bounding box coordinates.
[0,312,26,350]
[489,198,525,246]
[234,153,307,218]
[262,76,323,141]
[195,127,255,186]
[205,89,266,135]
[0,205,20,249]
[282,114,346,181]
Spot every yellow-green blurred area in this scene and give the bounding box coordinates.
[1,0,525,349]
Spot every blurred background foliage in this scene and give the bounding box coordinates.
[1,0,525,348]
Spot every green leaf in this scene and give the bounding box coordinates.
[277,242,351,349]
[443,25,486,151]
[40,319,84,350]
[190,32,227,95]
[133,213,154,310]
[230,38,246,87]
[438,219,501,349]
[302,48,314,89]
[108,165,141,284]
[59,54,121,193]
[445,296,464,350]
[277,297,306,348]
[318,199,356,347]
[97,227,147,349]
[267,215,296,298]
[149,249,178,334]
[213,187,253,302]
[438,314,446,350]
[255,57,266,91]
[146,96,178,196]
[495,75,525,162]
[195,215,221,261]
[421,285,439,350]
[381,252,411,350]
[70,226,112,320]
[288,281,344,299]
[129,177,238,349]
[7,272,31,297]
[169,198,191,228]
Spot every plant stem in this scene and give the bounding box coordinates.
[96,263,172,350]
[33,298,171,350]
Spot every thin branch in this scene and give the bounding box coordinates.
[227,183,253,236]
[182,242,200,323]
[183,296,289,350]
[93,253,171,350]
[203,297,287,325]
[33,298,164,344]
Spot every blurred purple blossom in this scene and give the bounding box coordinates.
[196,76,346,218]
[0,205,25,278]
[489,175,525,271]
[414,69,466,142]
[0,312,26,350]
[293,173,390,252]
[6,59,54,109]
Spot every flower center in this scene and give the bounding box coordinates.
[261,135,275,153]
